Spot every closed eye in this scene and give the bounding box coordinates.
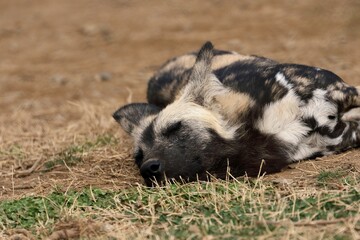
[163,121,182,137]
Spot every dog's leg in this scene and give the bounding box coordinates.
[342,107,360,121]
[329,121,360,152]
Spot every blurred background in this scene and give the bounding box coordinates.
[1,0,360,195]
[1,0,359,112]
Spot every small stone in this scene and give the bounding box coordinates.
[79,24,99,36]
[79,24,111,40]
[272,178,294,186]
[51,74,68,85]
[95,72,112,82]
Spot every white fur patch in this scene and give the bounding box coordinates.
[275,72,293,90]
[293,131,344,161]
[155,102,237,141]
[301,89,338,131]
[352,131,357,141]
[256,90,310,145]
[257,87,342,159]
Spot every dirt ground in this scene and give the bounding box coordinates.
[1,0,360,200]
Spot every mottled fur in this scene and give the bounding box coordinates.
[113,42,360,186]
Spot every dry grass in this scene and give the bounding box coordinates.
[0,100,142,199]
[1,97,359,239]
[1,0,360,239]
[1,174,359,239]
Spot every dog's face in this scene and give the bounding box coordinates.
[113,43,244,186]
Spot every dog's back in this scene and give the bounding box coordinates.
[147,48,360,162]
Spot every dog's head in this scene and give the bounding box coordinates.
[113,42,252,186]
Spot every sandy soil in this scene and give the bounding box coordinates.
[1,0,360,200]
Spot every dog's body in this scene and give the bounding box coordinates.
[114,42,360,186]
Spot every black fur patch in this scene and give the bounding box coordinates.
[141,122,155,146]
[214,60,281,104]
[302,116,346,138]
[205,126,290,178]
[308,151,324,159]
[303,117,318,131]
[317,121,346,138]
[162,121,182,137]
[327,121,360,153]
[147,68,192,108]
[281,64,345,101]
[134,148,144,167]
[190,49,233,56]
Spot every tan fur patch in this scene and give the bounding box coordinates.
[160,55,196,73]
[283,68,296,76]
[292,76,311,86]
[353,86,360,106]
[162,52,253,74]
[270,83,288,101]
[157,77,179,102]
[342,107,360,121]
[329,90,346,102]
[211,53,253,70]
[297,85,307,94]
[215,91,254,122]
[335,81,346,89]
[324,85,360,110]
[264,79,271,85]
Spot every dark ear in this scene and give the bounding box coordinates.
[180,41,227,106]
[113,103,160,135]
[189,41,214,85]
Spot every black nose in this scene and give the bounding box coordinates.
[140,159,162,179]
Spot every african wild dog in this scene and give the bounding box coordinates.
[113,41,360,186]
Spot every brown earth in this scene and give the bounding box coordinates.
[1,0,360,200]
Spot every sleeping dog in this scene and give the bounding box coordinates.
[113,42,360,186]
